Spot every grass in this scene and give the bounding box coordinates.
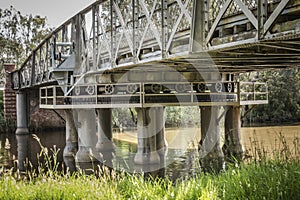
[0,160,299,199]
[0,133,300,199]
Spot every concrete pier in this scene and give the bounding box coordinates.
[134,108,160,167]
[15,91,29,171]
[63,110,78,172]
[75,109,98,173]
[199,106,224,173]
[95,108,115,168]
[224,106,243,162]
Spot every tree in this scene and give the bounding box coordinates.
[242,68,300,124]
[0,6,52,66]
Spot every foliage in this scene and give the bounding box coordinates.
[0,6,52,65]
[112,107,200,129]
[1,134,300,199]
[0,159,299,199]
[241,68,300,124]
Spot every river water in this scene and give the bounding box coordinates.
[1,125,300,179]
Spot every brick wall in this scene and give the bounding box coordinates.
[3,64,16,121]
[27,89,66,130]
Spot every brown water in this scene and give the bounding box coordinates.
[114,125,300,151]
[1,125,300,180]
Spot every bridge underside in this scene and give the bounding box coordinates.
[12,0,300,173]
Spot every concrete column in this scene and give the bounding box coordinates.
[15,91,29,171]
[63,109,78,173]
[134,108,160,166]
[75,109,98,173]
[223,106,243,162]
[155,107,168,154]
[16,91,29,135]
[199,106,224,173]
[154,107,167,178]
[95,108,115,168]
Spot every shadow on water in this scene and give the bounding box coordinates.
[0,130,201,181]
[1,125,300,181]
[0,131,66,170]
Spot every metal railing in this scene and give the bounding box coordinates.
[40,81,268,109]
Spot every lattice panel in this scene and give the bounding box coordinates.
[97,1,112,67]
[136,0,163,54]
[114,0,134,55]
[210,0,257,22]
[168,0,193,33]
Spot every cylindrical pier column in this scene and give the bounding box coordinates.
[16,91,29,135]
[75,109,98,173]
[15,91,29,171]
[155,107,168,155]
[63,110,78,173]
[199,106,224,173]
[154,107,167,177]
[224,106,243,162]
[134,108,160,167]
[95,108,115,168]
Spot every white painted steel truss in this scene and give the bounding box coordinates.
[11,0,298,95]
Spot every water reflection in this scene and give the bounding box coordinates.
[0,131,65,169]
[113,139,201,180]
[1,125,300,180]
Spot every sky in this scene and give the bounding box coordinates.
[0,0,95,27]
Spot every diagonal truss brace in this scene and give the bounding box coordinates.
[262,0,290,37]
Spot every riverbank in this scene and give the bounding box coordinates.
[0,159,299,199]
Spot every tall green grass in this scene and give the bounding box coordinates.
[0,133,299,199]
[1,160,299,199]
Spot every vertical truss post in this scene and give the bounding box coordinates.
[110,0,116,67]
[190,0,209,51]
[74,15,83,75]
[133,0,139,63]
[258,0,268,40]
[161,0,168,58]
[31,52,36,86]
[92,5,99,70]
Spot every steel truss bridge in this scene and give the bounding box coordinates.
[11,0,300,108]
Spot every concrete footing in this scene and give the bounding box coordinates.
[223,106,243,162]
[199,106,224,173]
[95,108,115,168]
[63,110,78,173]
[75,109,99,173]
[134,108,161,166]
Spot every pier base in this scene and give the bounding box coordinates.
[75,109,99,173]
[15,91,29,171]
[223,106,243,162]
[134,108,161,170]
[199,106,224,173]
[63,110,78,173]
[95,108,115,168]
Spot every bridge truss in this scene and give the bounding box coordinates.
[10,0,300,107]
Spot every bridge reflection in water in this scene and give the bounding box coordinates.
[1,125,299,179]
[9,0,300,173]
